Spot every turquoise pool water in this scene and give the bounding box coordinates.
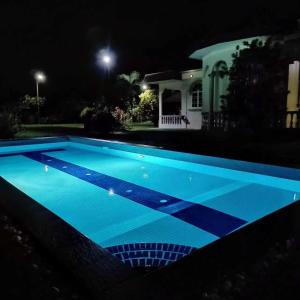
[0,137,299,267]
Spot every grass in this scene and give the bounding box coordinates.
[125,121,157,131]
[15,123,84,139]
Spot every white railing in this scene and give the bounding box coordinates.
[160,115,185,128]
[161,115,182,125]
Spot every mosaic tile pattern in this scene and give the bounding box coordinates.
[23,151,247,237]
[0,148,65,158]
[106,243,197,268]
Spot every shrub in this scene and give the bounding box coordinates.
[112,106,126,123]
[0,111,20,139]
[130,106,143,123]
[138,89,159,125]
[80,106,120,133]
[80,107,95,131]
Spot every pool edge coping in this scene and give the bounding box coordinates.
[0,177,136,297]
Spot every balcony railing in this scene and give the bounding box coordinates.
[161,115,182,126]
[202,111,300,130]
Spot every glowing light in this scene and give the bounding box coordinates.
[86,173,91,176]
[126,189,132,193]
[160,199,168,204]
[102,55,111,64]
[190,74,193,78]
[96,49,115,69]
[142,84,148,90]
[44,165,48,172]
[34,71,46,83]
[108,188,114,196]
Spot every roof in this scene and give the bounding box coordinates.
[144,69,202,83]
[190,36,268,60]
[144,70,181,83]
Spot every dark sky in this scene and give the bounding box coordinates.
[1,0,300,100]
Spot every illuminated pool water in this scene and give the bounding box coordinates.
[0,137,299,267]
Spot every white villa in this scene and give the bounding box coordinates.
[144,34,300,129]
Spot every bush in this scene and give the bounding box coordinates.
[80,106,120,133]
[112,106,126,123]
[138,90,158,125]
[0,111,20,139]
[80,107,95,132]
[130,106,143,123]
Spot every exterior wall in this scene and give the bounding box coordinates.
[181,70,203,129]
[192,37,268,113]
[201,49,231,113]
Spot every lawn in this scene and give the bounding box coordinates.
[15,123,84,139]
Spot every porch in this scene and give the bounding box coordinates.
[144,69,203,130]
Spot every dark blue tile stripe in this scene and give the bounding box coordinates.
[106,243,197,268]
[0,148,65,158]
[23,151,247,237]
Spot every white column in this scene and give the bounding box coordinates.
[181,88,188,128]
[287,61,299,111]
[287,61,300,127]
[158,87,163,128]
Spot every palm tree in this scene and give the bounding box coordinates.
[117,71,141,113]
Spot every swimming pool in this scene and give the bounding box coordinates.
[0,136,299,268]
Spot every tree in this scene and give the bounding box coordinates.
[117,71,141,115]
[19,94,46,123]
[138,89,158,125]
[222,38,288,131]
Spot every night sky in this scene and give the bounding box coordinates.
[1,0,300,101]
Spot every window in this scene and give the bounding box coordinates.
[191,82,202,108]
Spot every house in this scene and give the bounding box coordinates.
[144,33,300,129]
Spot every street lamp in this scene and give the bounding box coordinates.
[102,54,111,65]
[142,83,148,91]
[34,71,46,123]
[96,49,115,78]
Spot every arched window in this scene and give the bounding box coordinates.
[191,82,202,108]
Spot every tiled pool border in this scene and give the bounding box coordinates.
[106,243,197,268]
[104,200,300,299]
[1,135,300,181]
[70,136,300,181]
[0,177,134,297]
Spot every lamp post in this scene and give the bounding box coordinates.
[102,54,112,78]
[96,49,115,79]
[34,71,46,123]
